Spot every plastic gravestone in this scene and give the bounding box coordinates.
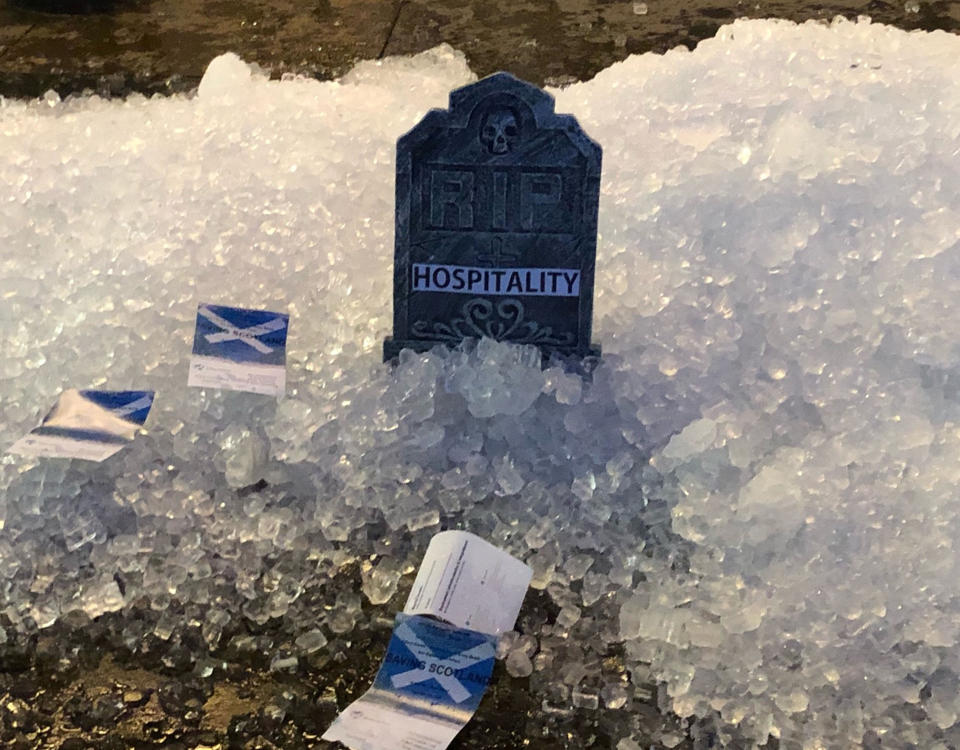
[383,72,602,361]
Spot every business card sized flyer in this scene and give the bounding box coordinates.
[7,389,155,462]
[188,302,289,396]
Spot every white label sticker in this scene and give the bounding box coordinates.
[412,264,580,297]
[403,530,532,636]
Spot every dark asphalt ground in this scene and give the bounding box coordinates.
[1,2,959,749]
[0,0,958,98]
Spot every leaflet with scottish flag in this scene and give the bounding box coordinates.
[323,532,532,750]
[7,388,155,462]
[188,302,289,396]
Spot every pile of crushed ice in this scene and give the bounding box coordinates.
[2,16,960,749]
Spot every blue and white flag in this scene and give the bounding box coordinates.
[378,614,496,711]
[188,302,289,396]
[322,614,497,750]
[7,389,155,462]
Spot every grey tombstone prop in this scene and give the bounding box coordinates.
[383,72,602,361]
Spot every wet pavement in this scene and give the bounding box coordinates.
[0,568,691,749]
[0,0,958,98]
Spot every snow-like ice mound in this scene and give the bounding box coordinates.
[2,17,960,749]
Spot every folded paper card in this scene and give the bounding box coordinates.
[7,389,155,462]
[403,530,533,636]
[323,531,532,750]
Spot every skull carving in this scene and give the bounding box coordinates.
[480,109,519,154]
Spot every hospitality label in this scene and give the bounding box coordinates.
[411,264,580,297]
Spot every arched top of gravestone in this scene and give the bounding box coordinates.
[398,72,601,177]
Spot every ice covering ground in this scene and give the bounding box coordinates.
[2,17,960,749]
